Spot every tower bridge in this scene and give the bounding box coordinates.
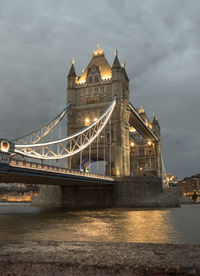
[66,46,161,177]
[0,46,175,208]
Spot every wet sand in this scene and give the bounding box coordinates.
[0,240,200,275]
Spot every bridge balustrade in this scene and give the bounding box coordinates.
[9,158,113,181]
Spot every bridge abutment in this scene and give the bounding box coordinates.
[32,185,63,208]
[62,185,113,209]
[32,184,114,209]
[31,176,178,208]
[114,176,179,208]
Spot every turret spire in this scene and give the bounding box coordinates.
[121,61,129,81]
[152,113,160,129]
[67,58,77,78]
[112,49,121,69]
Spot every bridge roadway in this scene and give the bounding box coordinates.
[129,102,158,142]
[0,158,114,187]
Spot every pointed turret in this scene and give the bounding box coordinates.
[112,49,121,69]
[67,58,77,78]
[138,105,149,123]
[152,114,160,138]
[121,62,129,81]
[152,114,160,129]
[112,49,123,84]
[67,58,77,105]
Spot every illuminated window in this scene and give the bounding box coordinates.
[95,75,99,83]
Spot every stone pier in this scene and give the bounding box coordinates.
[32,176,178,208]
[114,176,179,207]
[32,183,114,209]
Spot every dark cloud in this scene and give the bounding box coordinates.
[0,0,199,179]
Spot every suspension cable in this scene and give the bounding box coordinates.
[97,135,99,174]
[14,97,116,160]
[80,135,82,170]
[104,127,106,175]
[89,144,91,171]
[109,118,111,176]
[12,103,71,144]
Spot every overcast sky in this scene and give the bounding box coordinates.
[0,0,199,180]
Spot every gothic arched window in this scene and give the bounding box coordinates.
[89,76,92,84]
[95,75,99,83]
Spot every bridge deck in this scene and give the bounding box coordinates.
[129,103,158,142]
[0,159,114,187]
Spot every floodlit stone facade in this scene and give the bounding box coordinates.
[130,107,162,177]
[66,46,161,177]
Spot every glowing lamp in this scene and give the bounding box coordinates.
[85,118,90,126]
[130,127,136,133]
[139,105,145,114]
[130,142,135,147]
[93,117,98,122]
[1,140,10,153]
[148,141,152,146]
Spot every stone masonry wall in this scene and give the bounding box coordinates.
[62,185,114,209]
[114,176,179,207]
[32,177,179,208]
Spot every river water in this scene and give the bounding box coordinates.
[0,203,199,244]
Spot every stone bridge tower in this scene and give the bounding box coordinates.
[66,46,130,176]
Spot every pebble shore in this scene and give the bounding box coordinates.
[0,240,200,275]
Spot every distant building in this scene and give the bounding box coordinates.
[178,174,200,197]
[0,183,12,188]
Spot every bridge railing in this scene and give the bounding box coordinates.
[10,159,114,181]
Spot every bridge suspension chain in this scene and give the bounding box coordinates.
[109,118,112,176]
[161,154,169,187]
[14,97,116,160]
[12,103,71,145]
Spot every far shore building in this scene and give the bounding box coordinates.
[66,46,162,177]
[178,174,200,198]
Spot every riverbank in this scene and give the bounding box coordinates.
[0,240,200,275]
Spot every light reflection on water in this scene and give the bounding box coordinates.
[0,203,199,244]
